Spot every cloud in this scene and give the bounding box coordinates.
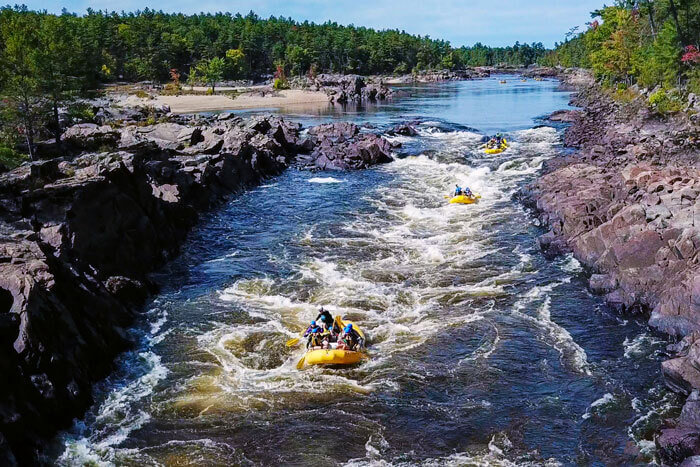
[23,0,602,47]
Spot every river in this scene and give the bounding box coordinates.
[54,76,679,465]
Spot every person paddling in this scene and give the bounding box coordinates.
[338,323,364,351]
[455,185,473,197]
[316,307,334,331]
[304,321,322,348]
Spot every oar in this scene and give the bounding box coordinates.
[286,327,307,347]
[286,337,300,347]
[296,355,306,369]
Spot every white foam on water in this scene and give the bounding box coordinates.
[628,387,679,457]
[582,393,615,419]
[193,321,373,399]
[309,177,344,184]
[344,433,561,467]
[559,254,583,273]
[623,333,665,359]
[58,122,607,465]
[58,351,168,465]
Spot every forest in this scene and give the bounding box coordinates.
[0,7,547,83]
[541,0,700,97]
[0,6,548,164]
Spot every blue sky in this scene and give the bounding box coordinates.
[21,0,604,48]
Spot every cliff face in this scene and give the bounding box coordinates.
[0,115,395,464]
[521,70,700,464]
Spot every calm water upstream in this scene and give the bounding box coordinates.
[54,77,679,465]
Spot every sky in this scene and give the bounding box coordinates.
[20,0,604,48]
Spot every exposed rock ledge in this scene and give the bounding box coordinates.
[519,69,700,464]
[0,115,395,464]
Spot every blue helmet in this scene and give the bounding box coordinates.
[310,320,316,326]
[344,324,352,333]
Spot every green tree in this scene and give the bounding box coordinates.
[286,44,312,76]
[195,57,226,93]
[225,48,246,79]
[37,14,82,143]
[0,9,44,160]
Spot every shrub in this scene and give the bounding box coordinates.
[687,68,700,96]
[67,102,95,124]
[648,88,683,113]
[0,146,27,169]
[273,64,289,90]
[273,78,289,90]
[613,87,637,103]
[162,82,181,96]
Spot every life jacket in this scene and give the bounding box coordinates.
[309,331,323,347]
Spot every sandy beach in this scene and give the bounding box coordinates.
[155,89,331,113]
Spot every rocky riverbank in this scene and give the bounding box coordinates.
[520,69,700,464]
[0,113,395,464]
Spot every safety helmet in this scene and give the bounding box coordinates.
[344,324,352,333]
[310,320,316,325]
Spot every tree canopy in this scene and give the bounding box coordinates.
[1,6,548,84]
[541,0,700,92]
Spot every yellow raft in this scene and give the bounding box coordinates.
[300,319,367,368]
[449,193,481,204]
[484,138,508,154]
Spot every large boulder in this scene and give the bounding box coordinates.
[309,74,393,103]
[296,122,394,170]
[61,123,119,151]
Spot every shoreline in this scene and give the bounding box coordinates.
[123,67,557,114]
[154,89,332,114]
[521,68,700,463]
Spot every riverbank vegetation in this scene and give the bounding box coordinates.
[0,6,549,163]
[541,0,700,111]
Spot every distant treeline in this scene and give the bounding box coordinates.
[1,6,548,83]
[0,6,549,162]
[540,0,700,92]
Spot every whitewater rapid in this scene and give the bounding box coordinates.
[55,80,677,466]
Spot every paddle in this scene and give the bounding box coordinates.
[287,326,309,347]
[286,337,300,347]
[296,355,306,369]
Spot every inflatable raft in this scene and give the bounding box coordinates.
[484,138,508,154]
[298,319,367,368]
[449,193,481,204]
